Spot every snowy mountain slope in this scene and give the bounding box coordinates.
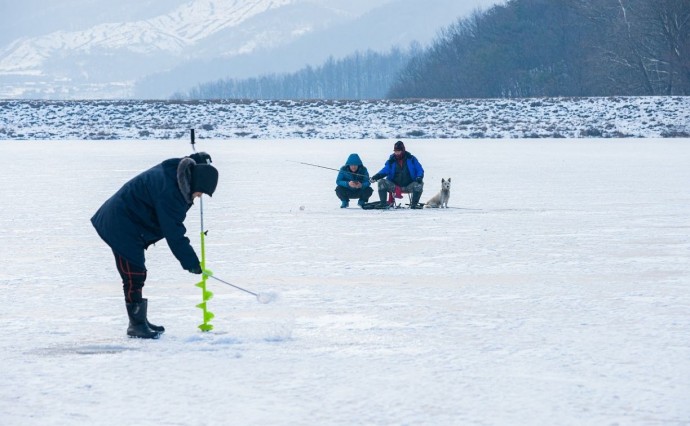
[132,2,369,98]
[0,0,294,73]
[134,0,494,98]
[0,0,190,46]
[0,0,492,99]
[0,0,383,98]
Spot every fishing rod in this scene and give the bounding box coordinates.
[287,160,371,180]
[208,275,276,304]
[209,275,257,297]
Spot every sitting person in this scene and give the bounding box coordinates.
[370,140,424,209]
[335,153,373,208]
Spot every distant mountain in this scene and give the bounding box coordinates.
[0,0,189,46]
[0,0,489,99]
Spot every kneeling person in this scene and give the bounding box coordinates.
[335,153,373,208]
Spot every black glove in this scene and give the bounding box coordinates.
[415,177,424,184]
[189,152,212,164]
[188,265,203,274]
[371,173,383,182]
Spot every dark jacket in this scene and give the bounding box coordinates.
[376,152,424,186]
[91,157,200,271]
[336,153,371,188]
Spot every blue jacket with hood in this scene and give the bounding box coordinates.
[375,151,424,185]
[91,157,200,271]
[336,154,371,188]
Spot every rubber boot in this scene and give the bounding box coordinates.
[143,299,165,333]
[378,189,389,207]
[410,191,423,209]
[126,300,161,339]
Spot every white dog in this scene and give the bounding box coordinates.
[424,178,451,208]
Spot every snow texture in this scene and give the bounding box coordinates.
[0,138,689,425]
[0,0,292,71]
[1,96,688,140]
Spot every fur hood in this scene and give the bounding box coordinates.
[177,157,195,204]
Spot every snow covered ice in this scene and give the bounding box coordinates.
[257,291,279,304]
[0,138,689,425]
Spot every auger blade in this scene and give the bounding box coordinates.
[198,323,213,332]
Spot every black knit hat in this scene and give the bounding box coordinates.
[394,140,405,151]
[189,151,212,164]
[191,164,219,197]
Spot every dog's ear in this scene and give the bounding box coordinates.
[448,178,451,182]
[442,178,445,183]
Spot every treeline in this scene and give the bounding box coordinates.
[181,48,416,100]
[388,0,690,98]
[181,0,688,100]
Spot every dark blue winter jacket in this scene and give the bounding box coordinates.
[336,153,371,188]
[91,157,200,271]
[376,152,424,185]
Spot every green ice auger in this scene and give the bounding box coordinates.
[195,196,214,332]
[195,231,214,331]
[189,128,214,331]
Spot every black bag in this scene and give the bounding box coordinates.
[361,202,390,210]
[361,201,425,210]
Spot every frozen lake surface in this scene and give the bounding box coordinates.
[0,138,689,425]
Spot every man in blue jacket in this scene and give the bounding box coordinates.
[335,153,373,208]
[91,153,218,339]
[370,141,424,209]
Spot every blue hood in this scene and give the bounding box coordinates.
[345,153,363,167]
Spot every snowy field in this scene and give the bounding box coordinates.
[1,138,689,425]
[1,96,688,140]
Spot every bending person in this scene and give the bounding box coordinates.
[91,153,218,339]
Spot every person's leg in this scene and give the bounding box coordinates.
[335,186,349,201]
[114,251,146,303]
[359,186,374,206]
[403,182,424,208]
[112,251,161,338]
[335,186,351,208]
[377,179,396,205]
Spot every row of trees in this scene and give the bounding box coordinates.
[181,0,689,100]
[388,0,690,98]
[182,48,415,100]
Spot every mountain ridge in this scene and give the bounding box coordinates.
[0,0,491,99]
